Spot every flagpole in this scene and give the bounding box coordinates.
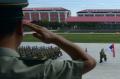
[112,43,115,57]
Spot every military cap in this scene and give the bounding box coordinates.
[0,0,28,21]
[0,0,28,8]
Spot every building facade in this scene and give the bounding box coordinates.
[23,7,70,22]
[66,9,120,32]
[77,9,120,17]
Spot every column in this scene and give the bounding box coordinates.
[48,12,51,22]
[58,11,61,23]
[39,12,41,21]
[29,11,32,21]
[65,11,68,20]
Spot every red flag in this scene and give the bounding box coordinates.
[109,43,115,57]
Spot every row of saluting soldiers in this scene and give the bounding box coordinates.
[17,46,63,61]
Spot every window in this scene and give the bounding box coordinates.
[84,14,94,16]
[116,14,120,16]
[78,14,84,16]
[95,14,104,16]
[106,14,115,16]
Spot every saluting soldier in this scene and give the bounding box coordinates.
[0,0,96,79]
[99,48,107,63]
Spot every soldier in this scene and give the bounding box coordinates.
[99,48,107,63]
[0,0,96,79]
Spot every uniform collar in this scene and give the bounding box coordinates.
[0,47,20,57]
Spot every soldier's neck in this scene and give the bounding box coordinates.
[0,36,17,50]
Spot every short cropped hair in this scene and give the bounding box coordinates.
[0,7,23,37]
[0,20,22,37]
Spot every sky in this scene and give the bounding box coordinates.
[28,0,120,16]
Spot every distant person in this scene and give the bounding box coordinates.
[0,0,96,79]
[99,48,107,63]
[85,48,88,53]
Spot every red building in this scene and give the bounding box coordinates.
[67,9,120,22]
[23,7,71,22]
[77,9,120,17]
[66,9,120,32]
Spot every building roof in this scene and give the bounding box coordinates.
[66,16,120,22]
[77,9,120,13]
[23,7,69,11]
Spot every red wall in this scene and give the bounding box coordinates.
[23,11,69,22]
[24,13,30,20]
[31,12,39,21]
[40,12,49,21]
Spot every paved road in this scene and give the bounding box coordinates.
[57,43,120,79]
[83,63,120,79]
[23,32,119,35]
[21,42,120,79]
[58,51,120,79]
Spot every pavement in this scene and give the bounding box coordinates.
[57,43,120,79]
[21,42,120,79]
[58,51,120,79]
[23,32,119,35]
[83,63,120,79]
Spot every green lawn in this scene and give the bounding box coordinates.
[23,33,120,43]
[23,34,40,42]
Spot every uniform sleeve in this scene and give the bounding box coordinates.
[43,59,84,79]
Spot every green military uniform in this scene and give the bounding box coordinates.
[0,0,84,79]
[99,49,107,63]
[0,47,84,79]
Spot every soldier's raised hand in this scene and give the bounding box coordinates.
[23,22,60,44]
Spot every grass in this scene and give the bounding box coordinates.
[23,33,120,43]
[23,34,40,42]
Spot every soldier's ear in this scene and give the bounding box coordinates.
[17,26,23,35]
